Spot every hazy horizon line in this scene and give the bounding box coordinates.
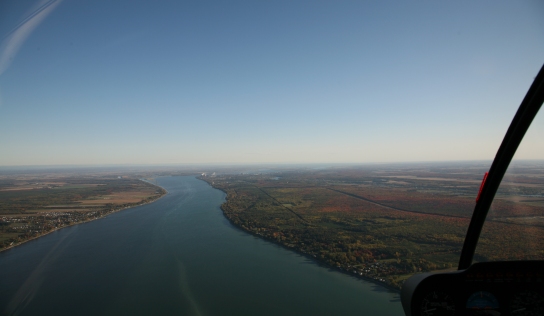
[5,159,543,170]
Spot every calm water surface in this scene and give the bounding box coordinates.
[0,176,403,315]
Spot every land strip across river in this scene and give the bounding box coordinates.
[0,173,167,252]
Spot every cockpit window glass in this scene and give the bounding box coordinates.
[475,110,544,262]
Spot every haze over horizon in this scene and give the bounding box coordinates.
[1,1,543,166]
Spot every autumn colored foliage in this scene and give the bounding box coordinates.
[204,163,544,289]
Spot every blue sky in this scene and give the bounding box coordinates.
[0,0,543,166]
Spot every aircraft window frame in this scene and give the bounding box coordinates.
[458,63,544,270]
[401,63,544,316]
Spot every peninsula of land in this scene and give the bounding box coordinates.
[201,163,544,290]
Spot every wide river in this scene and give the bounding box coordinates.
[0,176,403,315]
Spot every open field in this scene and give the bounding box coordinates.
[77,191,161,205]
[203,161,544,289]
[0,176,161,214]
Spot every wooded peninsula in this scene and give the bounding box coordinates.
[201,162,544,290]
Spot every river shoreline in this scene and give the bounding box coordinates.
[0,180,168,254]
[2,175,401,293]
[222,207,401,293]
[201,178,401,294]
[1,175,404,315]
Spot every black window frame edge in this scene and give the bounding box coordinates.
[458,63,544,270]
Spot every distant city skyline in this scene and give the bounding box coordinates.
[1,0,543,166]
